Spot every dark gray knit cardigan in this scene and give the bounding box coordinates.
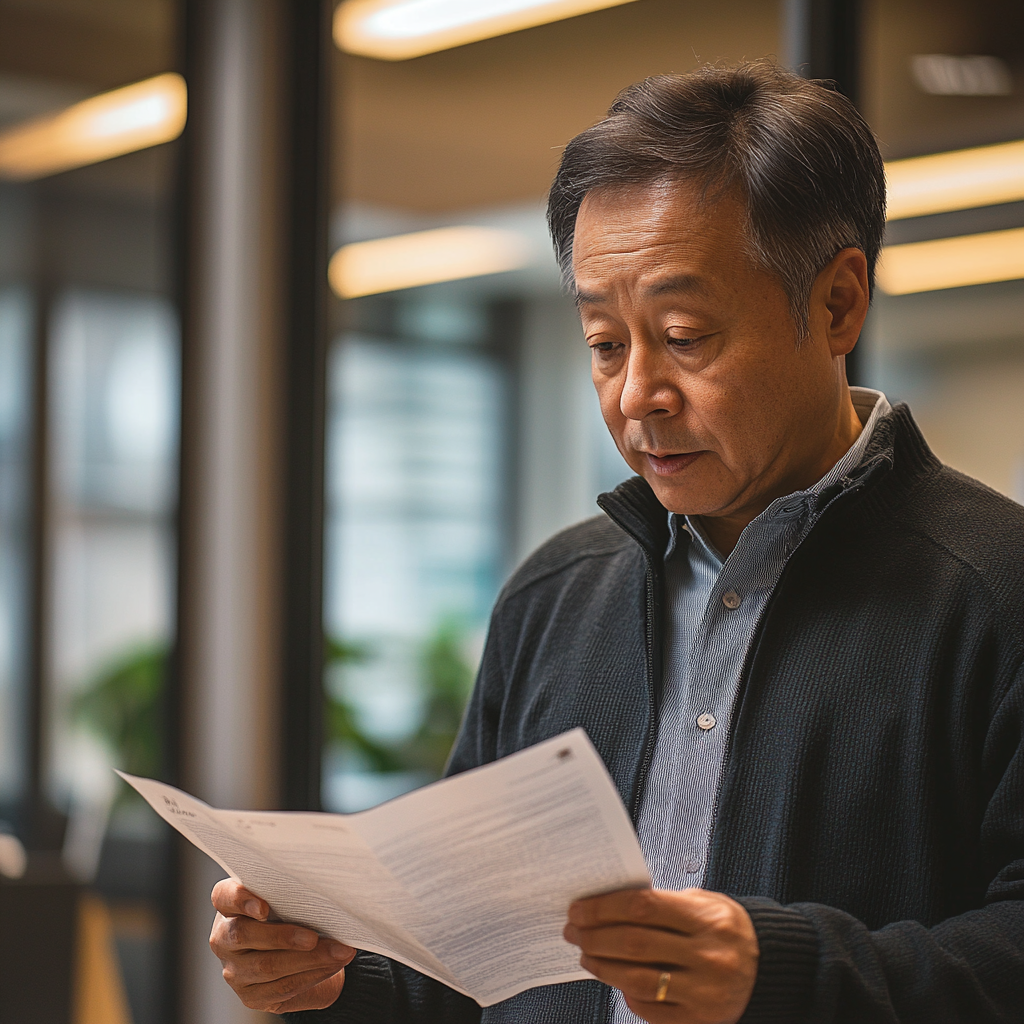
[290,405,1024,1023]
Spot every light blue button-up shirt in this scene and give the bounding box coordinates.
[610,388,891,1024]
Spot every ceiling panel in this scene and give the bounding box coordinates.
[336,0,780,212]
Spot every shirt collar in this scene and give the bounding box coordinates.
[666,388,891,560]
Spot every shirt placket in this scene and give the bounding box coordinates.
[675,516,805,887]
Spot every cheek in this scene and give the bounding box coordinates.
[692,330,797,439]
[593,376,644,464]
[593,369,623,424]
[705,388,785,472]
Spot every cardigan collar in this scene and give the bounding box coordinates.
[597,403,935,562]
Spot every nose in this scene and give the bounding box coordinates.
[618,338,683,422]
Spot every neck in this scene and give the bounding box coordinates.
[697,389,864,556]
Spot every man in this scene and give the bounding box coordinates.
[210,62,1024,1022]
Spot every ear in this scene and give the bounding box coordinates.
[811,248,870,357]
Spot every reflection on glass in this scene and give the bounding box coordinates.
[323,316,505,811]
[0,286,32,813]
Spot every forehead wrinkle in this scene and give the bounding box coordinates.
[573,272,713,311]
[644,273,712,300]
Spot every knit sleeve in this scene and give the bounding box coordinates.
[735,897,1024,1024]
[282,953,480,1024]
[734,897,818,1022]
[737,665,1024,1024]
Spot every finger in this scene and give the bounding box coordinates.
[268,970,346,1014]
[569,887,705,932]
[212,878,269,921]
[579,954,681,1006]
[226,941,354,987]
[236,963,345,1012]
[212,913,328,954]
[564,922,693,966]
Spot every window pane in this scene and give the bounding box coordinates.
[861,0,1024,500]
[0,1,181,1018]
[47,289,178,806]
[323,313,507,811]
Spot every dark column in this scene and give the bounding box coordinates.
[782,0,864,384]
[174,1,330,1020]
[783,0,861,100]
[280,0,331,815]
[24,258,53,850]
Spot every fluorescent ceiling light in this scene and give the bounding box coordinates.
[0,72,186,181]
[876,226,1024,295]
[885,139,1024,220]
[329,225,531,297]
[911,54,1012,96]
[335,0,638,60]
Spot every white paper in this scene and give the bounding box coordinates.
[119,728,650,1006]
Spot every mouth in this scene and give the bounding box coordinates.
[642,451,704,476]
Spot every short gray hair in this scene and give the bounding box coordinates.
[547,61,886,336]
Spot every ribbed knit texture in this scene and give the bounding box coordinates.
[735,898,818,1021]
[288,405,1024,1024]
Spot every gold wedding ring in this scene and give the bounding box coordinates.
[655,971,671,1003]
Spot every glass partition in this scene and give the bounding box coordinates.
[861,0,1024,499]
[323,298,507,810]
[0,1,181,1020]
[47,289,178,809]
[46,287,179,1024]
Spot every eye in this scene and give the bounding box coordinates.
[667,332,704,350]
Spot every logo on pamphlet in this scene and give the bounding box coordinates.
[162,794,196,818]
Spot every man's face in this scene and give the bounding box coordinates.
[573,179,848,519]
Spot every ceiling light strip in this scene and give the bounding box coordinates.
[885,139,1024,221]
[876,226,1024,295]
[329,225,531,297]
[0,73,187,181]
[335,0,638,60]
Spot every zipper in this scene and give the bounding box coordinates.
[599,550,661,1024]
[594,484,667,829]
[630,553,661,821]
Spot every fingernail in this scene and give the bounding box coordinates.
[329,942,352,961]
[291,929,317,949]
[244,900,263,919]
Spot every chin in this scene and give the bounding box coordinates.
[641,471,728,517]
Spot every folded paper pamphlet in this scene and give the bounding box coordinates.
[118,729,651,1006]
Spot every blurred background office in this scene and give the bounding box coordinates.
[0,0,1020,1021]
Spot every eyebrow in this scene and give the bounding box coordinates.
[574,274,711,308]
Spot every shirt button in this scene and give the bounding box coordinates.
[683,856,703,873]
[722,590,741,609]
[696,713,717,730]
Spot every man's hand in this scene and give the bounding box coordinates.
[210,879,355,1013]
[564,887,758,1024]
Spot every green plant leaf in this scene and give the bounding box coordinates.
[72,643,167,779]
